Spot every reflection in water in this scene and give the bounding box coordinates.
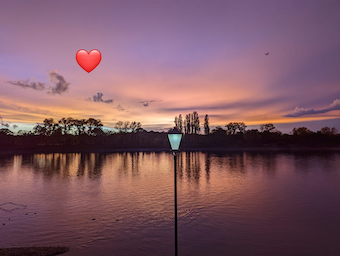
[1,151,340,256]
[205,152,211,183]
[3,152,281,183]
[179,152,201,183]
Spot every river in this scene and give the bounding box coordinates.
[0,151,339,255]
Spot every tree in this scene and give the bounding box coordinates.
[86,118,103,135]
[237,122,247,133]
[183,119,188,134]
[320,127,338,135]
[204,114,210,135]
[211,126,226,135]
[123,121,130,133]
[260,123,276,132]
[174,116,178,129]
[178,114,183,132]
[225,122,247,135]
[73,119,87,135]
[129,121,142,132]
[0,128,13,135]
[292,127,313,136]
[186,114,191,134]
[59,117,68,135]
[33,124,47,135]
[192,111,200,134]
[115,121,123,133]
[42,118,60,136]
[225,122,238,135]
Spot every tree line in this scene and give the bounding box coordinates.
[0,113,339,151]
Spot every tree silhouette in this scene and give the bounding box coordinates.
[320,127,338,135]
[204,114,210,135]
[178,114,183,132]
[260,123,276,132]
[186,114,191,134]
[192,111,200,134]
[225,122,238,135]
[292,127,313,136]
[115,121,123,133]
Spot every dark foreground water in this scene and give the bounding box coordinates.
[0,151,339,256]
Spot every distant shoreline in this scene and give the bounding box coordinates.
[1,145,339,155]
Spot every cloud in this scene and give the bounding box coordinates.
[48,70,70,94]
[0,115,10,128]
[116,104,125,111]
[0,101,60,116]
[86,92,113,104]
[7,70,70,95]
[138,100,162,107]
[7,79,46,91]
[284,99,340,117]
[162,97,285,113]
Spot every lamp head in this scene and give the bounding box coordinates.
[168,127,182,151]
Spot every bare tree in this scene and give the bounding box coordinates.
[130,121,142,132]
[115,121,123,133]
[123,121,130,133]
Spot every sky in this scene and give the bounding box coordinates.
[1,0,340,134]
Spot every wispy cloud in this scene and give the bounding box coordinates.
[7,79,45,91]
[7,70,70,95]
[86,92,113,104]
[138,100,162,107]
[162,97,285,113]
[0,101,60,116]
[116,104,125,111]
[284,99,340,117]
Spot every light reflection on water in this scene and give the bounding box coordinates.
[0,151,340,256]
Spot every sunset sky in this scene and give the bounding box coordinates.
[1,0,339,134]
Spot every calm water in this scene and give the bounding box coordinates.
[0,151,340,256]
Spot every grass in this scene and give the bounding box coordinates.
[0,246,69,256]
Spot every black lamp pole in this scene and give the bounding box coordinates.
[173,151,179,256]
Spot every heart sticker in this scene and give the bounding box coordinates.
[76,49,101,73]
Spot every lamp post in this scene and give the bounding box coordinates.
[168,127,182,256]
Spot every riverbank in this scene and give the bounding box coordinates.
[0,246,69,256]
[0,145,339,155]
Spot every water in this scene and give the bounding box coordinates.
[0,151,340,256]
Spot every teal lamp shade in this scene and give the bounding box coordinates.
[168,133,182,151]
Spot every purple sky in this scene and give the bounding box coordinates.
[1,0,339,133]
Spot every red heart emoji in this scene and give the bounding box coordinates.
[76,49,101,73]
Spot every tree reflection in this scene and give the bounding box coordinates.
[117,152,141,177]
[177,152,201,184]
[293,152,338,173]
[76,153,104,179]
[205,152,211,183]
[87,153,104,179]
[0,155,15,172]
[10,153,106,179]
